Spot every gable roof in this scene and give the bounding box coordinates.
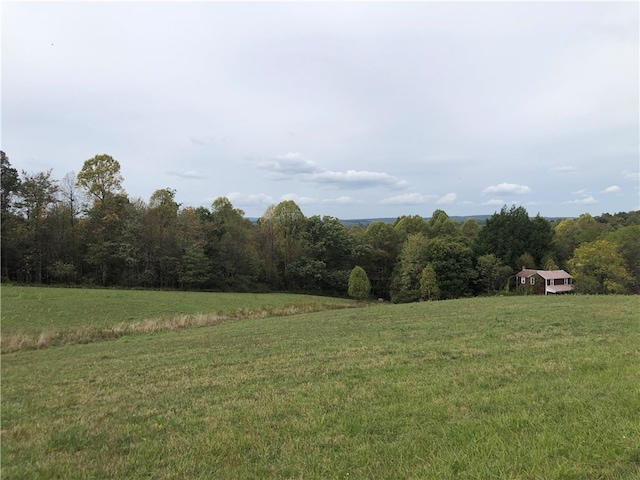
[517,268,572,280]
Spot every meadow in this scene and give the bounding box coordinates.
[1,288,639,479]
[0,285,355,352]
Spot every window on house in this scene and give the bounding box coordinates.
[520,277,525,284]
[564,278,568,285]
[530,277,535,285]
[548,279,552,285]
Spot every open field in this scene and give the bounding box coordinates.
[0,285,356,352]
[2,293,639,479]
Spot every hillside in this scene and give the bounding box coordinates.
[2,294,638,479]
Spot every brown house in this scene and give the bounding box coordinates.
[516,268,573,295]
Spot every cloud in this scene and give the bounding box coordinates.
[437,192,457,205]
[256,152,321,177]
[550,166,577,174]
[572,189,591,196]
[481,199,508,206]
[322,196,361,205]
[564,196,598,205]
[482,183,532,195]
[226,192,275,205]
[311,170,408,189]
[601,185,621,194]
[622,170,640,180]
[167,169,208,179]
[252,153,408,189]
[279,193,317,205]
[378,193,438,205]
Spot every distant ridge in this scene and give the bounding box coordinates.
[248,215,573,227]
[337,215,574,228]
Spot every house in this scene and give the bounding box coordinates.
[516,268,573,295]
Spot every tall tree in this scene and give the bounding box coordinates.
[76,155,128,286]
[271,200,307,288]
[0,152,22,279]
[361,221,400,299]
[605,225,640,293]
[477,253,505,295]
[568,240,632,294]
[475,205,551,269]
[425,236,475,299]
[208,197,260,290]
[348,265,371,301]
[420,263,440,301]
[428,209,460,238]
[1,151,20,213]
[14,170,59,283]
[390,233,429,303]
[76,154,125,210]
[393,215,429,245]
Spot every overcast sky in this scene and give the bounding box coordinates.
[2,1,639,219]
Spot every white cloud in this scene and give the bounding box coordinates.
[482,183,532,195]
[226,192,275,205]
[257,153,320,176]
[279,193,317,205]
[550,166,577,174]
[437,192,457,205]
[311,170,408,189]
[622,170,640,180]
[322,196,360,205]
[253,153,408,189]
[564,196,598,205]
[601,185,621,194]
[572,189,591,196]
[378,193,438,205]
[481,199,508,206]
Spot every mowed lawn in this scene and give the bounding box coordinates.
[2,294,639,479]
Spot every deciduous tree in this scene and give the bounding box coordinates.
[348,265,371,301]
[568,240,632,294]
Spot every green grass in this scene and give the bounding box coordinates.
[2,293,639,479]
[0,285,356,352]
[0,285,354,335]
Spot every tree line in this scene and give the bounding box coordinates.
[2,152,639,299]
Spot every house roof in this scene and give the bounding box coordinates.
[517,268,572,279]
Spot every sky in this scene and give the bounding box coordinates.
[2,1,639,220]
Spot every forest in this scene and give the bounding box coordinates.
[2,152,639,300]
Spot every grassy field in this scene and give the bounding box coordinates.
[0,285,356,352]
[2,292,639,479]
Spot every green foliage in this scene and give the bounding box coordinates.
[76,154,124,206]
[390,233,429,303]
[476,253,504,294]
[568,240,632,294]
[425,236,475,299]
[428,209,460,237]
[419,263,440,300]
[1,151,21,212]
[476,206,553,269]
[605,225,640,293]
[360,221,399,299]
[348,265,371,301]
